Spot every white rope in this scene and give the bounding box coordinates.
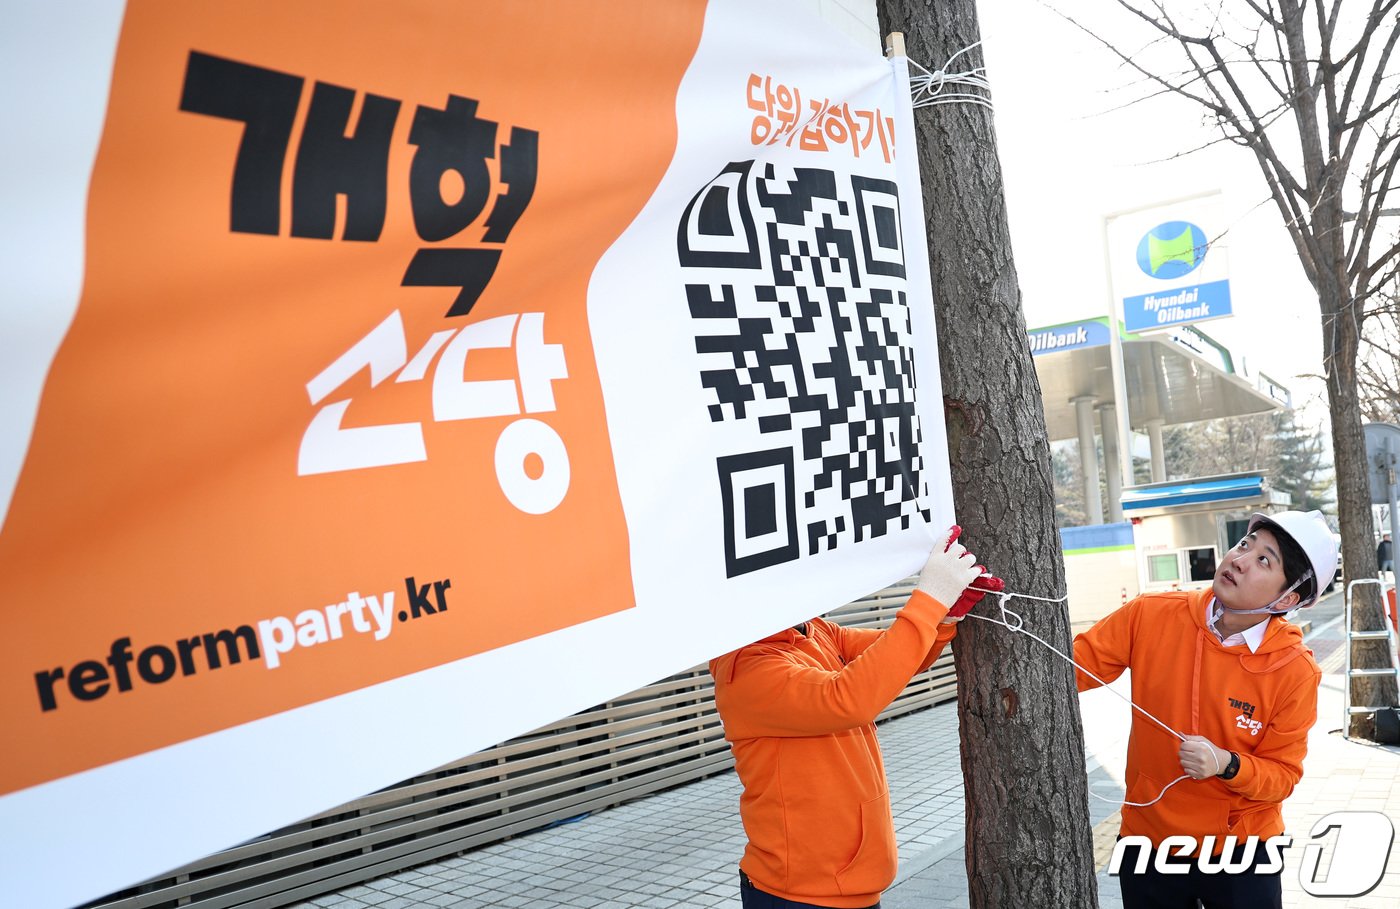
[904,41,993,112]
[1104,774,1192,808]
[963,590,1193,807]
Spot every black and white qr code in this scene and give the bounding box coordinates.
[677,160,930,578]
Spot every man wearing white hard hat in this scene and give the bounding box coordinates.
[1073,509,1337,909]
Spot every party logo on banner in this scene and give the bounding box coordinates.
[0,0,706,797]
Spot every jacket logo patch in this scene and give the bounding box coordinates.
[1229,697,1262,735]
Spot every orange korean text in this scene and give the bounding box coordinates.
[746,73,895,163]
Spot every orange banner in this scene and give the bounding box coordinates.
[0,0,707,795]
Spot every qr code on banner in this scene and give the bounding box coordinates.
[677,160,930,578]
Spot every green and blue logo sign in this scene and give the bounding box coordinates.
[1136,221,1208,279]
[1121,218,1231,332]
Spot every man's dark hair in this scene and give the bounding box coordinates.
[1273,528,1314,604]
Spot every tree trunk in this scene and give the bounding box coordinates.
[875,1,1100,905]
[1322,282,1398,737]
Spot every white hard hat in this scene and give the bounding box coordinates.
[1246,510,1339,608]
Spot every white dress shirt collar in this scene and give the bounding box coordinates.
[1206,597,1270,652]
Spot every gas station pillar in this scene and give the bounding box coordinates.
[1146,418,1167,483]
[1100,404,1123,522]
[1073,395,1104,525]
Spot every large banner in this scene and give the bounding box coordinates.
[0,2,952,905]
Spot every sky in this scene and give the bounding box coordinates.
[972,0,1333,417]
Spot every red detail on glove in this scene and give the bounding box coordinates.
[947,566,1005,618]
[943,525,962,552]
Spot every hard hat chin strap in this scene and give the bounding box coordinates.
[1220,569,1314,615]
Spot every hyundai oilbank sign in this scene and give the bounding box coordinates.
[1108,197,1232,333]
[1027,318,1111,357]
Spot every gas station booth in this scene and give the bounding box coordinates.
[1122,471,1293,591]
[1029,317,1295,629]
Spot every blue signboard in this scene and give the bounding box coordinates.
[1123,278,1231,333]
[1026,319,1111,357]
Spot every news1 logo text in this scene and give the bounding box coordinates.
[1109,812,1394,897]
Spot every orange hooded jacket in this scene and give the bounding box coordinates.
[1073,588,1320,847]
[709,589,957,908]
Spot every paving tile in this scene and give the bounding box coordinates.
[372,898,420,909]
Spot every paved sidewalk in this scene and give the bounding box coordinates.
[297,590,1400,909]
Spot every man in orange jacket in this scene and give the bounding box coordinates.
[1074,510,1337,908]
[710,526,992,909]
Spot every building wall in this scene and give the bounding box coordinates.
[1134,509,1225,592]
[1061,523,1139,632]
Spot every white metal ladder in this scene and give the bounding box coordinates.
[1342,577,1399,741]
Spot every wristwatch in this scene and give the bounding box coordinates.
[1217,751,1241,780]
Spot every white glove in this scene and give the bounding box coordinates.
[915,526,982,609]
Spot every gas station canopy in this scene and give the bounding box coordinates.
[1028,317,1290,442]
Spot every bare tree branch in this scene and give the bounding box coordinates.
[1362,237,1400,293]
[1068,0,1400,733]
[1108,2,1336,278]
[1243,0,1282,30]
[1338,11,1400,165]
[1346,124,1400,278]
[1331,0,1399,76]
[1241,29,1299,109]
[1315,0,1341,150]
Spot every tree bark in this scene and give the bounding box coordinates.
[1321,279,1397,736]
[875,1,1100,905]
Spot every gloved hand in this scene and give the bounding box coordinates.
[915,525,983,611]
[948,566,1005,618]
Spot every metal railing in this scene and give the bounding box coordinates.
[84,579,954,909]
